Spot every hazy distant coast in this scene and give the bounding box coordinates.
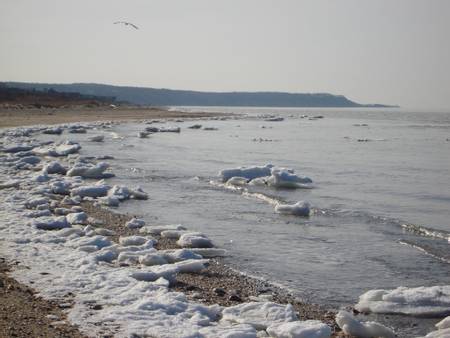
[3,82,398,108]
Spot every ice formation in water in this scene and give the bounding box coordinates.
[275,201,311,217]
[355,286,450,317]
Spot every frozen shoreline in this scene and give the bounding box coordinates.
[0,117,447,337]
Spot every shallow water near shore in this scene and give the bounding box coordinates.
[40,107,449,336]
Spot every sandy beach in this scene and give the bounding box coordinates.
[0,106,227,128]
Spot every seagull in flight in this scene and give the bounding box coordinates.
[114,21,139,30]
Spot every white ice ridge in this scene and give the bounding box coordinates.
[335,310,396,338]
[355,286,450,317]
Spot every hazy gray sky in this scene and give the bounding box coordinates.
[1,0,449,109]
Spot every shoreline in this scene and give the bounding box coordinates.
[0,113,412,337]
[0,106,229,128]
[0,114,344,337]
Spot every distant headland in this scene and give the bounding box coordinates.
[2,82,398,108]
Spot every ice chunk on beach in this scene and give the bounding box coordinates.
[139,224,187,236]
[44,161,67,175]
[50,181,72,195]
[25,197,50,209]
[267,320,331,338]
[67,162,112,179]
[198,324,257,338]
[161,249,203,263]
[221,302,297,330]
[131,265,179,284]
[220,164,273,182]
[119,236,148,246]
[355,286,450,317]
[177,232,214,248]
[33,141,81,157]
[126,218,146,229]
[174,259,209,273]
[160,229,187,239]
[66,212,88,225]
[97,195,120,207]
[275,201,310,217]
[139,253,169,266]
[335,310,395,338]
[31,216,70,230]
[71,184,110,198]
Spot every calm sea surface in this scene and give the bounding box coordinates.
[72,107,450,336]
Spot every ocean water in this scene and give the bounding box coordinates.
[71,107,449,335]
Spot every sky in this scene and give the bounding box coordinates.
[1,0,450,109]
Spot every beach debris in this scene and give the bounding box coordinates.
[336,310,395,338]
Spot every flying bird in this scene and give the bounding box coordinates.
[114,21,139,30]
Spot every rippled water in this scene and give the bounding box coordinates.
[61,107,450,336]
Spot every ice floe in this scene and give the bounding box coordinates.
[275,201,311,217]
[219,164,273,182]
[355,286,450,317]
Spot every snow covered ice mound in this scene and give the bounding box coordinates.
[66,162,113,179]
[177,232,214,248]
[221,302,298,330]
[267,320,331,338]
[336,310,395,338]
[355,286,450,317]
[33,141,81,157]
